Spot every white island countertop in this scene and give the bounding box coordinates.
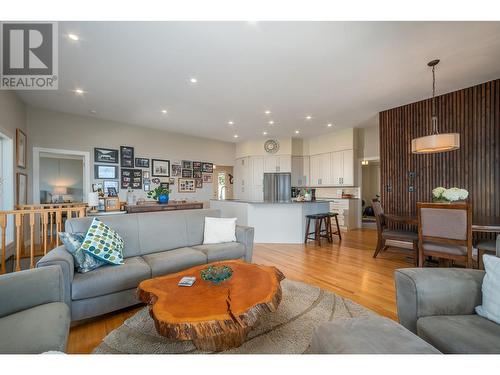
[209,199,330,243]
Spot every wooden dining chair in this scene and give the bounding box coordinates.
[417,202,473,268]
[372,201,419,265]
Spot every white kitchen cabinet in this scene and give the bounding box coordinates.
[331,149,355,186]
[234,157,250,200]
[329,198,361,230]
[263,155,291,173]
[310,153,331,186]
[249,156,264,201]
[291,156,309,186]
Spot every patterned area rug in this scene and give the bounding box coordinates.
[93,279,374,354]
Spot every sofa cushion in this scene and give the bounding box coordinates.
[65,214,140,258]
[311,317,440,354]
[0,302,70,353]
[81,218,124,265]
[142,247,207,277]
[476,254,500,324]
[59,232,106,273]
[72,256,151,300]
[192,242,246,262]
[417,314,500,354]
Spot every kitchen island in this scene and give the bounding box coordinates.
[209,199,330,243]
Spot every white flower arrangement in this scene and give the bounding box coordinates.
[432,186,469,202]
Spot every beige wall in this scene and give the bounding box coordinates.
[26,106,236,203]
[235,138,292,158]
[358,124,380,159]
[0,91,27,208]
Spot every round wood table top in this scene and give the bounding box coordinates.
[137,260,285,351]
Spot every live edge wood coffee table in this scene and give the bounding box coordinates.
[137,260,285,352]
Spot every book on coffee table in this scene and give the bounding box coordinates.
[178,276,196,287]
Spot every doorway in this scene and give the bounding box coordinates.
[213,165,234,200]
[0,131,14,244]
[361,159,380,228]
[33,148,90,204]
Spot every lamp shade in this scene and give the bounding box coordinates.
[88,192,99,207]
[53,186,68,195]
[411,133,460,154]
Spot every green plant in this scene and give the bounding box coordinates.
[147,186,171,200]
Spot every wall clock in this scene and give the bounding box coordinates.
[264,139,280,154]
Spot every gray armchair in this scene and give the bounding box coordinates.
[0,266,71,353]
[395,267,500,353]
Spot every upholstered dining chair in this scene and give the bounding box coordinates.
[476,234,500,270]
[417,202,473,268]
[372,201,419,265]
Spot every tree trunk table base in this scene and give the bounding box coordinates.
[137,260,285,352]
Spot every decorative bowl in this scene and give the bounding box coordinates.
[200,265,233,285]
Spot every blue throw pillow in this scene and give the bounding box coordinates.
[80,218,124,265]
[59,232,106,273]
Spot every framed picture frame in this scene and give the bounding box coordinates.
[105,197,120,212]
[152,159,170,177]
[182,169,193,178]
[195,179,203,189]
[193,161,202,170]
[160,182,170,189]
[92,183,103,192]
[193,170,202,179]
[107,187,118,197]
[202,173,213,183]
[103,180,119,195]
[143,170,150,179]
[94,165,118,179]
[202,162,214,173]
[135,157,150,168]
[178,178,196,193]
[171,164,182,177]
[98,198,106,211]
[94,147,118,164]
[152,177,161,184]
[16,129,27,169]
[182,160,193,169]
[143,183,151,192]
[121,168,142,189]
[120,146,135,167]
[16,172,27,205]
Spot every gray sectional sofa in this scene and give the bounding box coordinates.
[37,209,254,321]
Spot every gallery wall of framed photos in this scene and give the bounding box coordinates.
[93,145,216,203]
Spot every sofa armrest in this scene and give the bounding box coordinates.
[0,265,66,318]
[37,245,74,307]
[236,225,254,262]
[395,268,485,333]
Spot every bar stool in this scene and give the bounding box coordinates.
[327,212,342,241]
[305,213,332,244]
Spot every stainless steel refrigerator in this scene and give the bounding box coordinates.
[263,173,291,202]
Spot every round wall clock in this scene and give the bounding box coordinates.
[264,139,280,154]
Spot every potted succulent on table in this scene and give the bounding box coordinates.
[147,186,171,204]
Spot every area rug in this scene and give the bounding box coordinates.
[93,279,375,354]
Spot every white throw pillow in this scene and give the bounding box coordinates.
[475,254,500,324]
[203,217,237,245]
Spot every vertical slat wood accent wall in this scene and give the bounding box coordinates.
[380,78,500,234]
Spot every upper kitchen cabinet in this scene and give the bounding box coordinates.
[263,155,291,173]
[331,149,355,186]
[309,153,331,186]
[291,155,309,186]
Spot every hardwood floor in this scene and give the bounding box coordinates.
[67,228,413,354]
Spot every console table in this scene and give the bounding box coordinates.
[126,201,204,214]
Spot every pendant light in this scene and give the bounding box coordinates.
[411,59,460,154]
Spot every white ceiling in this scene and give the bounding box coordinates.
[17,21,500,142]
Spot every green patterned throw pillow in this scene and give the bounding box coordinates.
[81,218,124,265]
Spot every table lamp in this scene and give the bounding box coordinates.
[88,192,99,213]
[53,186,68,203]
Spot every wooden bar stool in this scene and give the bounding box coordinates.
[327,212,342,241]
[305,213,332,244]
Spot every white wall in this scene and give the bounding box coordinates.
[26,107,236,203]
[358,124,380,159]
[235,138,292,158]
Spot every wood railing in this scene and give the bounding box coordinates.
[0,203,87,274]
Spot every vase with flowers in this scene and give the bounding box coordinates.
[432,187,469,203]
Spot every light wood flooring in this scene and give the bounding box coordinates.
[67,228,412,353]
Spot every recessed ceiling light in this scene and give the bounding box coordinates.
[228,121,234,125]
[295,130,300,134]
[262,131,268,135]
[264,110,271,115]
[74,88,84,95]
[305,115,312,120]
[68,33,79,41]
[268,120,274,125]
[189,77,198,83]
[161,109,167,114]
[327,123,333,127]
[233,134,239,138]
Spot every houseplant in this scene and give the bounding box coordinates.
[147,186,171,204]
[432,187,469,202]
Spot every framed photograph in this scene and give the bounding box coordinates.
[160,182,170,189]
[121,168,142,189]
[143,170,150,179]
[152,159,170,177]
[195,179,203,189]
[178,178,196,193]
[152,177,161,184]
[193,170,202,179]
[105,197,120,212]
[92,183,103,192]
[202,162,214,173]
[107,187,118,197]
[95,165,118,179]
[120,146,134,167]
[182,160,193,169]
[193,161,202,170]
[182,169,193,178]
[202,173,213,183]
[135,157,150,168]
[103,180,119,195]
[171,164,182,177]
[16,129,27,169]
[98,198,106,211]
[94,147,118,164]
[143,183,151,192]
[16,172,27,205]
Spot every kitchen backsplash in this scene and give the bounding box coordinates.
[314,187,360,199]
